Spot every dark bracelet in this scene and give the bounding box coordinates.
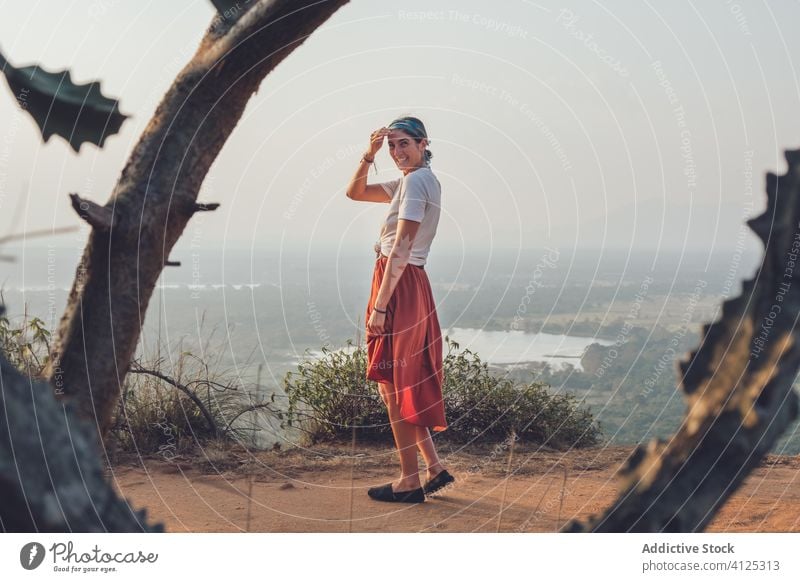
[373,306,387,314]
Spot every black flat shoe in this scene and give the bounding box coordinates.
[423,469,455,495]
[367,483,425,503]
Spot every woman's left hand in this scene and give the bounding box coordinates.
[367,309,386,335]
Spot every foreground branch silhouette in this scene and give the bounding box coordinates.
[568,150,800,532]
[0,326,162,531]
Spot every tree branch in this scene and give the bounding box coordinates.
[193,202,220,212]
[128,362,220,438]
[566,149,800,532]
[44,0,350,436]
[69,192,116,232]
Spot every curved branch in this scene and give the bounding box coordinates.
[128,363,220,438]
[223,401,283,434]
[44,0,350,436]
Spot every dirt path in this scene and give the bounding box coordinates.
[109,443,800,532]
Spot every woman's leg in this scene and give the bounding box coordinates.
[378,382,422,491]
[415,426,446,481]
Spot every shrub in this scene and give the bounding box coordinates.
[1,312,279,456]
[110,350,281,457]
[112,368,208,458]
[283,341,388,442]
[0,310,51,377]
[283,337,602,447]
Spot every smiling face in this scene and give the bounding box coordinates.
[387,129,427,174]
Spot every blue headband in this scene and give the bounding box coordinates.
[388,118,427,141]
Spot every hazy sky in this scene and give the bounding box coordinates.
[1,0,799,257]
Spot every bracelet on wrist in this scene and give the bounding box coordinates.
[373,306,386,314]
[361,154,377,174]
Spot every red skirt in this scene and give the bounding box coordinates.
[365,255,447,432]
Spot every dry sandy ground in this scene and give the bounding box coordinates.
[108,442,800,532]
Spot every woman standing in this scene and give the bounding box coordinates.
[345,116,455,503]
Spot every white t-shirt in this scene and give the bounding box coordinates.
[377,166,441,266]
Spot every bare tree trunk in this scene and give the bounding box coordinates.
[43,0,350,436]
[0,347,161,531]
[566,150,800,532]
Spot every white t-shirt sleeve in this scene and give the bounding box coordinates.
[398,172,427,222]
[379,177,402,199]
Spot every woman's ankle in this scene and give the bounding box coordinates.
[426,464,445,478]
[395,474,422,489]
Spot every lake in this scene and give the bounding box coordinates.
[300,327,611,372]
[443,327,612,370]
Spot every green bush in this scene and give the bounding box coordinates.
[283,340,389,442]
[0,311,51,377]
[283,337,602,447]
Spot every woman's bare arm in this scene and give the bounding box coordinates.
[345,155,392,202]
[346,127,392,203]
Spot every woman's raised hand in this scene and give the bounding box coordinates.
[367,127,390,158]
